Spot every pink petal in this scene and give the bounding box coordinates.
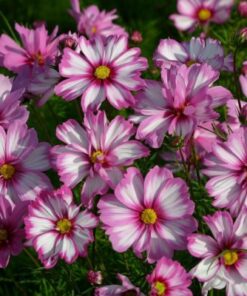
[187,234,219,258]
[105,81,135,110]
[81,174,108,208]
[190,257,220,281]
[21,143,50,171]
[81,81,105,112]
[55,76,92,101]
[103,115,134,150]
[143,166,173,208]
[59,48,91,77]
[56,119,89,153]
[169,14,197,31]
[115,167,144,211]
[107,141,149,166]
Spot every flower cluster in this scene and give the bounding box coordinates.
[0,0,247,295]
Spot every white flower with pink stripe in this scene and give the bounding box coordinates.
[55,35,148,111]
[24,186,98,268]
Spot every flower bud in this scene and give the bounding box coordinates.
[239,1,247,17]
[131,31,143,43]
[87,270,103,285]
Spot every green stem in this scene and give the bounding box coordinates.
[24,248,40,268]
[0,11,18,41]
[233,43,242,110]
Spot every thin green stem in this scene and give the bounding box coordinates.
[0,11,18,41]
[24,248,40,269]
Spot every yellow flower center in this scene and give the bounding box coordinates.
[0,164,15,180]
[198,8,212,22]
[141,208,157,225]
[154,281,166,295]
[35,51,45,66]
[223,250,239,266]
[56,219,72,234]
[91,26,97,33]
[91,150,104,163]
[0,229,8,244]
[186,60,196,67]
[94,65,111,80]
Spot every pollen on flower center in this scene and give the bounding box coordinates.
[154,281,166,295]
[186,60,196,67]
[56,219,72,234]
[91,26,97,33]
[35,51,45,66]
[198,8,212,22]
[141,208,157,224]
[223,250,239,266]
[94,65,111,80]
[0,164,16,180]
[0,229,8,244]
[91,150,104,163]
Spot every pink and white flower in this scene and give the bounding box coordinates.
[24,186,98,268]
[69,0,127,39]
[131,31,143,43]
[95,274,144,296]
[50,111,149,208]
[188,210,247,288]
[55,35,148,111]
[0,195,27,268]
[0,23,60,105]
[147,257,192,296]
[131,64,232,148]
[202,276,247,296]
[154,37,233,72]
[87,270,103,285]
[0,121,51,204]
[98,166,197,263]
[0,74,28,129]
[203,127,247,216]
[170,0,234,32]
[240,63,247,97]
[0,23,59,77]
[239,1,247,17]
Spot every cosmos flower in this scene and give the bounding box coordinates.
[147,257,192,296]
[170,0,234,32]
[240,64,247,97]
[0,23,59,77]
[0,195,27,268]
[131,31,143,43]
[0,121,51,204]
[0,74,28,128]
[98,166,197,263]
[95,274,144,296]
[130,64,232,148]
[0,23,60,105]
[202,276,247,296]
[50,111,149,208]
[203,127,247,216]
[55,35,148,111]
[69,0,127,39]
[154,37,233,72]
[238,1,247,17]
[188,210,247,286]
[87,270,103,286]
[24,186,98,268]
